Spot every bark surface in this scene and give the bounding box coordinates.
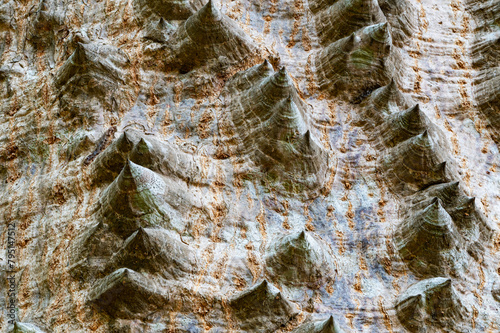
[1,0,499,332]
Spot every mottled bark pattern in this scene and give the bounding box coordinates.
[1,0,499,332]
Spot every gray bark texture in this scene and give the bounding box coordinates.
[0,0,499,331]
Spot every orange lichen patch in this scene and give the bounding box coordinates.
[414,72,422,93]
[381,256,392,274]
[461,15,470,37]
[336,230,345,255]
[269,0,278,14]
[346,202,355,229]
[379,297,393,333]
[452,49,467,70]
[287,14,302,48]
[196,245,216,289]
[5,143,19,161]
[459,86,473,110]
[245,241,254,251]
[211,249,229,281]
[198,109,215,139]
[419,4,428,31]
[345,313,355,329]
[305,55,318,95]
[392,278,401,294]
[7,94,20,116]
[210,202,227,242]
[321,126,331,149]
[451,136,460,155]
[408,50,422,58]
[257,204,267,245]
[214,165,227,189]
[191,212,210,240]
[365,154,376,162]
[282,216,291,230]
[455,39,465,48]
[377,199,386,223]
[303,201,310,216]
[327,205,335,218]
[282,200,289,216]
[433,104,442,119]
[443,119,453,132]
[52,184,67,205]
[450,0,461,13]
[305,217,315,231]
[263,15,272,34]
[302,25,311,51]
[326,281,335,294]
[353,272,363,292]
[44,134,62,145]
[320,164,336,196]
[293,0,304,11]
[233,275,247,291]
[278,311,306,333]
[247,250,262,283]
[473,289,483,306]
[463,171,472,188]
[385,239,396,257]
[192,294,215,331]
[327,100,337,125]
[359,254,368,271]
[481,197,490,215]
[226,2,243,21]
[88,321,103,331]
[174,80,183,106]
[487,322,500,332]
[472,306,478,329]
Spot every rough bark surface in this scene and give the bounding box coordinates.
[1,0,499,332]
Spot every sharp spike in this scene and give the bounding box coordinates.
[315,0,386,45]
[423,197,452,226]
[305,130,312,146]
[168,0,258,72]
[258,59,273,72]
[395,199,458,277]
[98,161,171,236]
[345,33,356,51]
[265,230,335,288]
[323,316,336,330]
[363,78,410,112]
[435,161,447,174]
[158,17,167,28]
[121,159,134,178]
[383,103,428,147]
[112,227,198,277]
[396,277,465,332]
[369,21,391,43]
[198,0,222,22]
[89,268,168,319]
[273,66,291,87]
[229,279,298,331]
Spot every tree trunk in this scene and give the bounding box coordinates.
[1,0,499,331]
